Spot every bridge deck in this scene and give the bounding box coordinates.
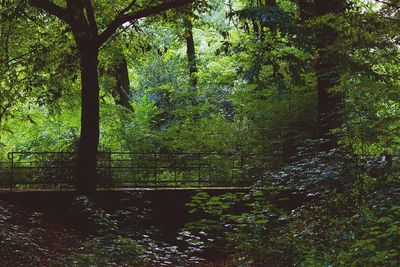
[0,187,250,193]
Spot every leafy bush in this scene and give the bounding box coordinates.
[182,147,400,266]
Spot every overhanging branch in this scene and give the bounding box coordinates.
[97,0,193,46]
[29,0,69,22]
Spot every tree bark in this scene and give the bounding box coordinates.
[183,16,197,102]
[297,0,315,20]
[297,0,344,151]
[314,0,344,151]
[112,54,134,112]
[76,43,100,195]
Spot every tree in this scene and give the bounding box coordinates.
[183,8,198,94]
[296,0,345,151]
[314,0,345,151]
[110,51,134,112]
[28,0,193,195]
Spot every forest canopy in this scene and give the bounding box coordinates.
[1,1,398,162]
[2,0,399,156]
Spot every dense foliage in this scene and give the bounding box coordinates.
[1,0,400,265]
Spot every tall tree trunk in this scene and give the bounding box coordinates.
[297,0,343,151]
[314,0,344,151]
[297,0,315,20]
[183,16,197,101]
[76,43,100,195]
[112,54,134,112]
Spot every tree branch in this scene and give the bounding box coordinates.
[374,0,400,9]
[97,0,193,46]
[29,0,68,21]
[116,0,138,18]
[83,0,98,32]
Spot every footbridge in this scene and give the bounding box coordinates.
[0,151,287,192]
[0,151,333,234]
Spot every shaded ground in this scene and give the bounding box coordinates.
[0,198,236,266]
[0,188,308,266]
[0,200,87,266]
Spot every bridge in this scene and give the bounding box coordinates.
[0,152,288,236]
[0,151,362,233]
[0,151,287,192]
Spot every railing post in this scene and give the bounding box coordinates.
[29,162,33,180]
[198,153,201,188]
[59,152,63,190]
[108,151,112,188]
[8,152,14,192]
[173,153,177,188]
[241,154,245,188]
[133,153,138,188]
[154,153,157,189]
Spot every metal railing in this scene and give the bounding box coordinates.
[0,151,287,191]
[0,161,11,191]
[0,152,284,191]
[1,151,392,192]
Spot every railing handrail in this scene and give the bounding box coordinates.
[4,151,386,191]
[7,150,396,157]
[7,151,287,157]
[3,151,287,191]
